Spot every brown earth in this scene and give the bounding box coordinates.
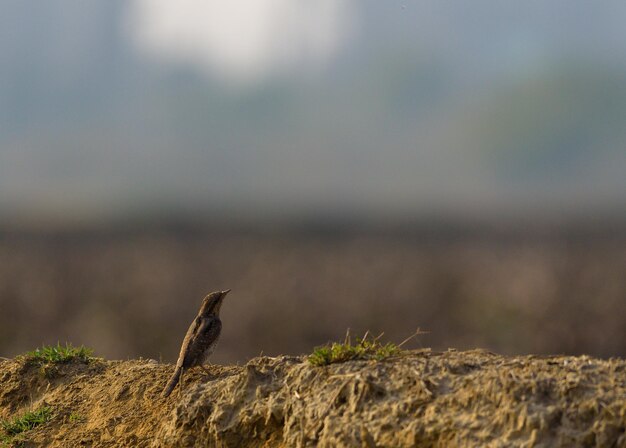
[1,349,625,447]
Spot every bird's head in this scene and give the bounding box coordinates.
[199,289,231,316]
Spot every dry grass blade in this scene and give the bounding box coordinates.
[397,328,429,349]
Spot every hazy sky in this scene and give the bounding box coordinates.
[128,0,355,86]
[1,1,626,226]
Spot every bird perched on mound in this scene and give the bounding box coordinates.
[162,290,230,398]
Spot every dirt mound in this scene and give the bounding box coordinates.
[1,349,625,447]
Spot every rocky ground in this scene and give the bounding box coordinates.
[1,349,625,447]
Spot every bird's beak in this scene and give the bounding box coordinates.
[222,289,231,296]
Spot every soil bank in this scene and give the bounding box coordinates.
[1,349,625,447]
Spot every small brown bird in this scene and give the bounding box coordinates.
[162,290,230,398]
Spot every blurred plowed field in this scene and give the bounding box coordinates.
[1,228,625,362]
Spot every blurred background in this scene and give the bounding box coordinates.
[1,1,626,363]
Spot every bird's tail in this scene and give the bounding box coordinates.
[162,366,182,398]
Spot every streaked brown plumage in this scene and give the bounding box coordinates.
[162,290,230,398]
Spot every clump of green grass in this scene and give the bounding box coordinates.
[309,336,399,366]
[23,343,94,367]
[308,329,425,366]
[0,406,52,446]
[21,343,95,378]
